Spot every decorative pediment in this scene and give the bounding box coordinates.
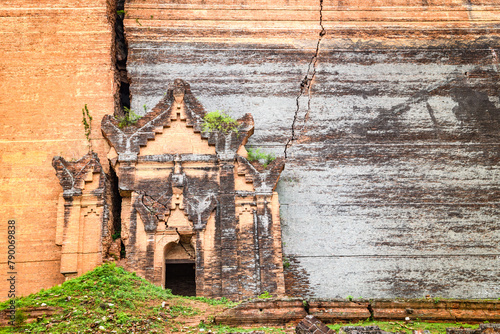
[52,152,105,198]
[134,176,173,233]
[236,156,285,194]
[133,172,220,232]
[210,113,254,161]
[101,79,254,162]
[183,175,219,230]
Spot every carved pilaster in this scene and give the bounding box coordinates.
[52,153,108,277]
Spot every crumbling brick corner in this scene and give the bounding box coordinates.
[52,152,112,279]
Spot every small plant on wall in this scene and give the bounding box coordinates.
[115,106,142,128]
[283,255,291,269]
[81,104,93,152]
[202,111,239,134]
[258,291,272,299]
[247,147,276,168]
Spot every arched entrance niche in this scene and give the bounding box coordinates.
[163,239,196,296]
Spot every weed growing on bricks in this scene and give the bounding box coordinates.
[202,111,239,134]
[247,147,276,168]
[115,106,142,128]
[81,104,93,151]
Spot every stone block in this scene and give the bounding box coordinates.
[371,300,500,322]
[309,300,371,322]
[446,324,500,334]
[215,298,307,325]
[296,315,336,334]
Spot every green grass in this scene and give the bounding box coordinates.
[328,319,480,334]
[258,291,273,299]
[202,110,240,134]
[183,295,239,308]
[0,264,490,334]
[115,107,142,128]
[0,263,233,333]
[247,147,276,168]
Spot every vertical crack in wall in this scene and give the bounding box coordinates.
[109,166,125,259]
[103,0,127,260]
[464,0,473,21]
[115,0,130,116]
[284,0,326,158]
[303,299,310,314]
[104,0,129,260]
[367,302,374,321]
[176,228,195,260]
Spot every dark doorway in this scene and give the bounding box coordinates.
[165,260,196,296]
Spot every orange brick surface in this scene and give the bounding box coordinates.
[0,0,115,299]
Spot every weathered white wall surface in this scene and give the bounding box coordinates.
[124,0,500,298]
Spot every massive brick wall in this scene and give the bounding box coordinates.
[1,0,499,301]
[0,0,115,298]
[124,0,500,298]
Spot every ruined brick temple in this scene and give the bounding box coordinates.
[53,80,286,299]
